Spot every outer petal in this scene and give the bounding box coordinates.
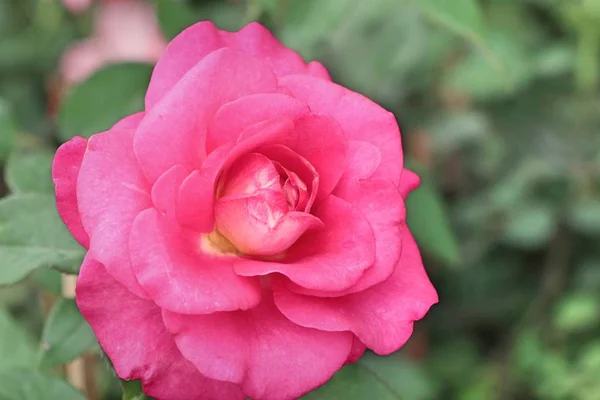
[146,21,329,108]
[111,111,145,130]
[130,208,262,314]
[341,140,382,181]
[77,128,150,299]
[134,48,278,183]
[285,178,405,296]
[280,74,403,184]
[162,293,353,400]
[234,195,375,292]
[76,255,245,400]
[53,136,89,248]
[399,168,421,198]
[207,93,309,153]
[345,336,367,365]
[273,228,438,355]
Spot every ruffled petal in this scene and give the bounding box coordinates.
[280,74,403,184]
[135,48,278,183]
[399,168,421,198]
[75,255,245,400]
[215,194,323,256]
[146,21,329,108]
[151,164,190,221]
[52,136,89,248]
[285,178,405,297]
[258,144,318,212]
[111,111,145,130]
[207,93,309,153]
[77,128,150,298]
[341,140,382,181]
[292,115,348,203]
[162,293,353,400]
[234,195,375,292]
[130,208,262,314]
[177,117,298,233]
[345,336,367,365]
[273,228,438,355]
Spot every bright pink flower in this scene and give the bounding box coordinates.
[53,22,438,400]
[60,0,166,85]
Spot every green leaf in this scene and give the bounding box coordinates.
[39,298,97,369]
[155,0,197,40]
[554,294,600,333]
[0,194,84,286]
[303,352,437,400]
[567,197,600,235]
[58,63,152,142]
[414,0,497,64]
[441,28,531,101]
[29,268,63,296]
[0,370,85,400]
[406,164,461,266]
[276,0,355,60]
[502,203,556,249]
[0,308,36,370]
[415,0,485,39]
[0,98,17,163]
[5,147,55,194]
[121,380,148,400]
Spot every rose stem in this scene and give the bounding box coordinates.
[62,274,88,395]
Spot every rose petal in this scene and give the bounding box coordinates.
[345,336,367,365]
[234,195,375,291]
[77,128,150,299]
[76,255,245,400]
[146,21,329,108]
[177,117,298,232]
[207,93,309,153]
[341,140,382,181]
[52,136,89,248]
[399,168,421,198]
[162,293,353,400]
[111,111,145,130]
[280,74,403,184]
[215,194,324,256]
[286,178,405,296]
[130,208,262,314]
[257,144,318,212]
[273,228,438,355]
[151,164,190,218]
[135,48,278,183]
[292,114,348,203]
[220,153,281,197]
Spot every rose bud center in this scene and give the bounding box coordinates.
[213,152,323,257]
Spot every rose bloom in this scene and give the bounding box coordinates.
[60,0,166,85]
[53,22,438,400]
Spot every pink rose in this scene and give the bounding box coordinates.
[60,0,166,85]
[53,22,437,400]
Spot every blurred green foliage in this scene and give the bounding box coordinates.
[1,0,600,399]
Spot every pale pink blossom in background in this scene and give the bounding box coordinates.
[60,0,167,85]
[62,0,93,13]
